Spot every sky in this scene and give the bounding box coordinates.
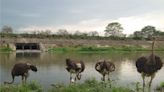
[1,0,164,35]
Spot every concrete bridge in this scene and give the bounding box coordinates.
[0,38,44,52]
[16,43,40,50]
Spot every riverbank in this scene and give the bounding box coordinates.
[0,79,163,92]
[1,38,164,52]
[47,46,164,52]
[1,45,164,53]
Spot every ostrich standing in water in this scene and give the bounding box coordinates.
[65,58,85,83]
[4,63,37,84]
[136,38,163,87]
[95,60,115,81]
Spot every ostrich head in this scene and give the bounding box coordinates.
[66,58,71,65]
[30,65,37,72]
[27,63,37,72]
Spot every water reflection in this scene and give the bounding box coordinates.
[0,52,163,91]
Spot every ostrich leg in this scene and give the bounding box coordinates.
[25,75,28,84]
[24,72,29,84]
[107,73,110,81]
[149,73,155,87]
[70,73,72,83]
[141,73,145,92]
[141,73,145,87]
[107,73,112,88]
[76,72,81,80]
[101,74,105,81]
[22,76,25,84]
[74,75,77,83]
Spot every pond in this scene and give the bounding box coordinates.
[0,51,164,90]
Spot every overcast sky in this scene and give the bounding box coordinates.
[1,0,164,35]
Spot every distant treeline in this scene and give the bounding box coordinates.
[1,22,164,40]
[0,32,164,41]
[0,33,128,40]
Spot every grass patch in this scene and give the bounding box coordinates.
[1,79,162,92]
[49,79,133,92]
[47,45,158,52]
[160,82,164,87]
[155,82,164,92]
[0,81,43,92]
[0,47,13,52]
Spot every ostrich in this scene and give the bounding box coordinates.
[136,38,163,87]
[65,58,85,83]
[95,60,115,81]
[4,63,37,84]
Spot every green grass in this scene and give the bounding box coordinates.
[0,47,13,52]
[155,82,164,92]
[0,79,134,92]
[49,79,133,92]
[160,82,164,87]
[1,79,163,92]
[0,81,43,92]
[47,45,163,52]
[1,44,164,52]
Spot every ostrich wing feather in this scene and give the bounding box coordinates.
[136,56,147,73]
[154,55,163,70]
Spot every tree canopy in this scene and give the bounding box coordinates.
[1,26,13,34]
[104,22,124,37]
[132,25,164,40]
[141,25,156,38]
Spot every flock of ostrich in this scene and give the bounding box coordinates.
[4,38,163,89]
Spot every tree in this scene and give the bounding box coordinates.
[88,31,99,36]
[132,31,143,40]
[141,25,156,38]
[74,30,83,36]
[154,30,164,36]
[41,30,51,35]
[1,25,13,34]
[56,29,69,36]
[135,31,143,37]
[132,25,163,40]
[104,22,124,37]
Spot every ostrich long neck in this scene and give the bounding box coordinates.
[151,40,155,56]
[150,39,155,63]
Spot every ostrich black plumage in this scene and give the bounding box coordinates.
[95,60,115,81]
[136,39,163,87]
[4,63,37,84]
[65,58,85,83]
